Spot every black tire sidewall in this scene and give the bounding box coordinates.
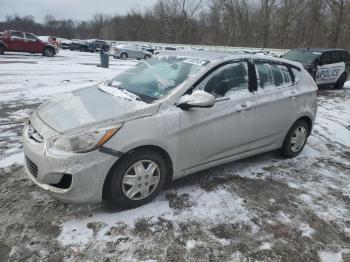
[121,53,127,60]
[335,73,346,89]
[44,47,54,57]
[0,46,4,55]
[107,149,168,208]
[281,120,309,158]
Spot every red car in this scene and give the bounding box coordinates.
[0,30,57,56]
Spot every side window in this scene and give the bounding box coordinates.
[255,63,274,89]
[291,68,301,82]
[11,32,24,39]
[330,51,342,63]
[321,52,332,64]
[256,62,293,89]
[280,65,293,85]
[25,33,37,41]
[196,61,249,98]
[340,51,350,63]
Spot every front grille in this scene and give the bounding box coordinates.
[25,155,38,178]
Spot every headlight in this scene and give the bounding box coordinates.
[46,126,122,155]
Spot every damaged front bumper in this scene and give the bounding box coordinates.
[22,116,117,203]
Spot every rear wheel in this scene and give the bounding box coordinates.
[335,73,347,89]
[105,149,168,208]
[120,53,128,60]
[0,46,4,55]
[43,47,55,57]
[280,119,309,158]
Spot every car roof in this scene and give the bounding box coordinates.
[292,48,347,53]
[159,50,302,68]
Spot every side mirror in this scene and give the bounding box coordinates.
[177,90,216,109]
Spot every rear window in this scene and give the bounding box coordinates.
[11,32,24,39]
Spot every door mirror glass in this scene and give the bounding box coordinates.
[177,90,215,109]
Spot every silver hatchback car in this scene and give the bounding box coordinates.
[23,51,317,208]
[110,44,152,60]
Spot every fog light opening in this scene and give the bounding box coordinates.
[50,174,72,189]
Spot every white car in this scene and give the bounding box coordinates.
[110,44,152,60]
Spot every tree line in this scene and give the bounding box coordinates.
[0,0,349,49]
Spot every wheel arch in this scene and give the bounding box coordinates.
[0,41,7,51]
[294,115,313,136]
[102,144,174,200]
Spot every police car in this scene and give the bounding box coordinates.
[283,48,350,89]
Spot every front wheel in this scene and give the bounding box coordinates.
[120,53,128,60]
[335,73,347,89]
[280,119,309,158]
[144,54,151,59]
[0,46,5,55]
[43,47,55,57]
[105,149,168,208]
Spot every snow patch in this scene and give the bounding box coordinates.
[319,250,343,262]
[0,152,24,168]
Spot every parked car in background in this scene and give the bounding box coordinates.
[110,44,152,60]
[0,30,57,56]
[23,51,317,208]
[86,39,109,52]
[283,48,350,89]
[59,41,71,49]
[69,39,89,52]
[165,46,177,51]
[142,47,160,55]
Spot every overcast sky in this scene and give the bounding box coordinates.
[0,0,158,22]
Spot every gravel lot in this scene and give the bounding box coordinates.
[0,50,349,262]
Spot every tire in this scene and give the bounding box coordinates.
[334,73,347,89]
[43,47,55,57]
[0,45,4,55]
[280,119,309,158]
[105,149,169,208]
[120,53,128,60]
[144,54,151,59]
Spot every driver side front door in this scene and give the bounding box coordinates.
[178,61,256,174]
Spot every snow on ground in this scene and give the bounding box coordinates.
[0,50,350,261]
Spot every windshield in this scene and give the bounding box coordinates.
[283,50,321,64]
[106,56,208,102]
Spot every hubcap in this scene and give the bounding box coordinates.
[290,126,307,152]
[122,160,160,200]
[46,49,52,56]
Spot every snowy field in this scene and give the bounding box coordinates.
[0,50,350,261]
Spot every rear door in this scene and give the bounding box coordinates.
[179,60,256,172]
[251,60,298,151]
[9,31,26,51]
[316,51,345,85]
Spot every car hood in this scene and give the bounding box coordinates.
[36,85,159,134]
